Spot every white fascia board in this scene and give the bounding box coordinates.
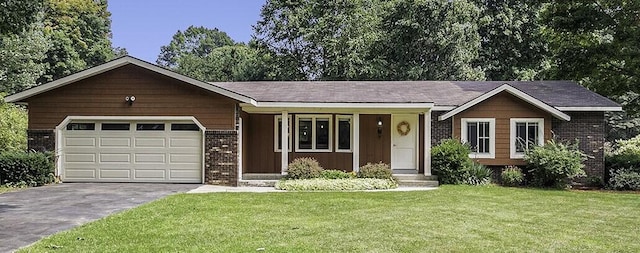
[6,56,255,104]
[253,102,434,109]
[556,106,623,112]
[432,106,456,111]
[438,84,571,121]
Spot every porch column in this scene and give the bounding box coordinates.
[353,113,360,172]
[238,117,243,182]
[281,111,289,175]
[424,110,432,176]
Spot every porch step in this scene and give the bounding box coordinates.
[393,174,438,181]
[397,180,439,187]
[242,173,284,180]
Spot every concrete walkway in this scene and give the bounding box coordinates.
[0,183,198,253]
[188,185,438,193]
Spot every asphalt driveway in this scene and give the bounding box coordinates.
[0,183,198,252]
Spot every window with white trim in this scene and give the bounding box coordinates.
[461,118,495,159]
[296,115,332,152]
[274,115,292,152]
[510,118,544,158]
[335,115,353,152]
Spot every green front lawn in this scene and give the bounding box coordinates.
[23,186,640,252]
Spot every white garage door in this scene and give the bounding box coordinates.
[62,121,202,183]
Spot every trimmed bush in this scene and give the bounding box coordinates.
[608,169,640,191]
[320,169,354,179]
[275,178,398,191]
[357,162,392,180]
[287,157,323,179]
[501,166,524,187]
[465,163,492,185]
[524,139,586,188]
[431,139,472,184]
[606,134,640,175]
[0,151,55,186]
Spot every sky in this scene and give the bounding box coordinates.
[108,0,265,63]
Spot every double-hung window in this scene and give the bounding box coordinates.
[461,118,495,158]
[296,115,332,152]
[335,115,353,152]
[510,118,544,158]
[274,115,292,152]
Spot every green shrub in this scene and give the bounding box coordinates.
[286,157,324,179]
[357,162,392,180]
[608,169,640,190]
[320,169,354,179]
[275,178,398,191]
[0,151,55,186]
[465,163,492,185]
[524,139,586,188]
[431,138,472,184]
[501,166,524,187]
[606,134,640,174]
[0,95,28,152]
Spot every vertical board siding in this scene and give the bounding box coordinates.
[245,113,355,173]
[359,114,391,166]
[452,92,552,166]
[27,65,237,129]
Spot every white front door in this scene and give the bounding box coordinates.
[391,114,418,171]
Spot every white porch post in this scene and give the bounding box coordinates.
[281,111,289,175]
[353,113,360,172]
[424,110,432,176]
[238,117,243,182]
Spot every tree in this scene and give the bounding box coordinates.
[0,0,43,35]
[177,44,273,81]
[254,0,389,80]
[157,26,235,68]
[41,0,116,82]
[376,0,485,80]
[473,0,549,80]
[0,94,28,152]
[542,1,640,103]
[0,24,50,94]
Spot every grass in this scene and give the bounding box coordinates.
[0,185,20,194]
[22,185,640,252]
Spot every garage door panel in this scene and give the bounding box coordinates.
[135,169,166,179]
[99,169,131,179]
[135,153,166,163]
[62,120,202,183]
[66,153,96,163]
[66,137,96,147]
[65,169,96,179]
[99,153,131,163]
[135,138,166,147]
[100,137,131,147]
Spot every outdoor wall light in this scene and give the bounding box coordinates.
[377,117,383,138]
[125,95,136,106]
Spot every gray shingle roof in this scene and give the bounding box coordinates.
[210,81,620,108]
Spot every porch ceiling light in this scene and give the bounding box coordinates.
[377,117,383,138]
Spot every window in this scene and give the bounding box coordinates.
[171,123,199,131]
[296,115,332,152]
[101,123,130,131]
[136,123,165,131]
[335,115,352,152]
[510,118,544,158]
[461,118,495,159]
[66,123,95,130]
[274,115,292,152]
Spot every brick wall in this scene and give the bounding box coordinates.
[204,130,238,186]
[431,111,452,146]
[27,130,55,152]
[552,112,605,181]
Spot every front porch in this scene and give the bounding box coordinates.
[237,108,435,181]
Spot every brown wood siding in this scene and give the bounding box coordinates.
[26,65,237,129]
[245,114,354,173]
[359,114,391,166]
[452,92,552,166]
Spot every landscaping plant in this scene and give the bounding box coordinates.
[320,169,354,179]
[524,139,586,188]
[0,151,55,186]
[357,162,393,180]
[431,138,472,184]
[286,157,323,179]
[465,162,492,185]
[501,166,524,187]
